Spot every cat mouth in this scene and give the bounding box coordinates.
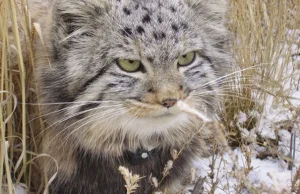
[145,100,212,122]
[125,99,183,117]
[125,99,213,123]
[154,104,182,116]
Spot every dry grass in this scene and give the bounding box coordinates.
[0,0,299,193]
[219,0,300,192]
[223,0,300,147]
[1,0,45,193]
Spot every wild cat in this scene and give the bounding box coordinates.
[31,0,231,193]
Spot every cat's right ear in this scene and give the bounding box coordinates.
[51,0,110,39]
[48,0,111,60]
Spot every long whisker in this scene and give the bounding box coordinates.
[31,104,124,143]
[192,85,260,96]
[193,91,255,101]
[122,107,142,131]
[193,75,281,92]
[197,75,276,89]
[81,107,137,142]
[193,85,260,94]
[197,66,261,89]
[28,104,83,123]
[203,77,273,86]
[195,65,277,89]
[22,100,121,106]
[61,107,132,145]
[51,107,129,146]
[28,100,124,122]
[50,104,123,128]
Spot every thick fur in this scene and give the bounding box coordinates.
[31,0,232,193]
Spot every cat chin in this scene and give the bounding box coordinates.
[72,111,196,156]
[120,111,191,136]
[71,102,204,154]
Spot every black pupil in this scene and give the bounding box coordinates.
[129,60,134,63]
[182,55,187,58]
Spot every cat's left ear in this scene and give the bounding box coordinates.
[185,0,228,24]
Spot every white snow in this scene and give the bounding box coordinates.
[15,185,26,194]
[189,30,300,193]
[192,148,297,194]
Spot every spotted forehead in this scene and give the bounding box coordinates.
[109,0,197,61]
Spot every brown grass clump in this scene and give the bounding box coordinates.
[1,0,44,193]
[0,0,299,193]
[223,0,299,147]
[219,0,300,192]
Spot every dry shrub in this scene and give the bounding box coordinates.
[223,0,299,147]
[218,0,300,192]
[1,0,44,193]
[0,0,299,193]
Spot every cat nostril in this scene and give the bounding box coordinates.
[162,98,177,108]
[147,88,154,93]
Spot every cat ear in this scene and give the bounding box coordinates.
[52,0,110,37]
[48,0,110,60]
[185,0,229,50]
[185,0,228,24]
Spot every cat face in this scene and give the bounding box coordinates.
[37,0,231,150]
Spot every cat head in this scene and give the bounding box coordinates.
[36,0,232,152]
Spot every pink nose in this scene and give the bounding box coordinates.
[162,98,177,108]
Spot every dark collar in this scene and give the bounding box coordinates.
[124,148,157,166]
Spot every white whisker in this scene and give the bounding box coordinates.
[62,107,132,144]
[33,104,124,141]
[177,101,212,122]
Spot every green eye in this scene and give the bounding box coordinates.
[117,59,142,72]
[177,52,196,66]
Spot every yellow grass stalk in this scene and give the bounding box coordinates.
[0,0,8,188]
[1,0,32,192]
[224,0,299,146]
[1,0,13,193]
[8,0,27,177]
